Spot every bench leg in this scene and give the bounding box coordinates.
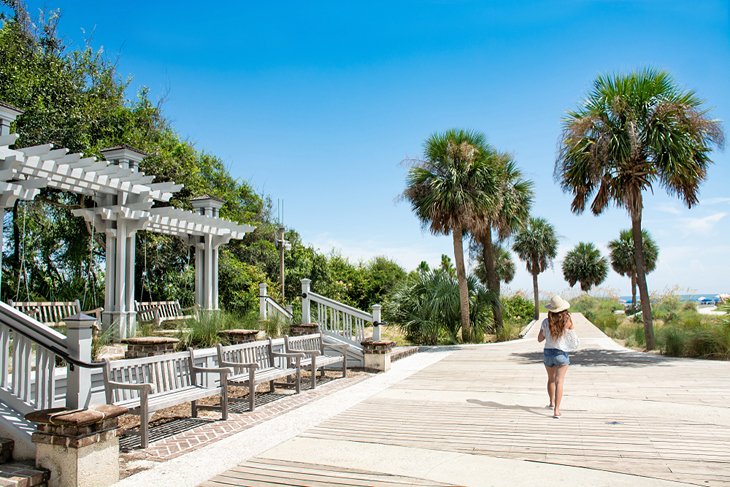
[140,413,149,449]
[249,385,256,412]
[342,355,348,378]
[295,368,301,394]
[269,380,275,393]
[221,386,229,421]
[191,400,198,418]
[311,356,317,389]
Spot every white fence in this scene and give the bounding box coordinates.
[259,283,294,322]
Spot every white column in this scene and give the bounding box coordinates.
[372,304,382,341]
[259,283,268,320]
[103,228,116,331]
[125,231,137,335]
[301,279,311,324]
[212,246,219,310]
[194,241,204,308]
[203,235,213,310]
[114,220,128,337]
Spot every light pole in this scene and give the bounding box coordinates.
[275,226,291,301]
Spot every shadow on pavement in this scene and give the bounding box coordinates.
[512,348,682,367]
[466,399,552,417]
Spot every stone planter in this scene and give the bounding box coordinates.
[26,404,127,487]
[218,329,260,344]
[121,336,179,358]
[290,323,319,337]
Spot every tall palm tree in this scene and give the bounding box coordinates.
[473,244,515,287]
[512,217,559,320]
[562,242,608,293]
[608,229,659,308]
[555,69,724,349]
[471,155,534,332]
[404,129,497,342]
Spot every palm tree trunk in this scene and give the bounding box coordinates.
[531,267,540,320]
[631,209,655,349]
[480,229,503,332]
[631,273,637,308]
[452,225,472,342]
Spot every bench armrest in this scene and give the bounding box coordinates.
[181,304,200,313]
[220,359,258,370]
[82,307,104,320]
[105,380,154,394]
[272,352,306,359]
[289,348,321,357]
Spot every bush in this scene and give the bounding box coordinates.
[658,321,730,359]
[502,295,534,325]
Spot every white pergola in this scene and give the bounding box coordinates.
[0,102,254,338]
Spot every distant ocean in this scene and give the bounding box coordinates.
[619,293,722,304]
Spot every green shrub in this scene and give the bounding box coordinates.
[502,295,534,325]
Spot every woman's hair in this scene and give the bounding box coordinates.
[548,309,572,339]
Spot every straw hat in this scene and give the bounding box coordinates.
[546,295,570,313]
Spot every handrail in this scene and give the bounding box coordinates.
[308,292,372,322]
[0,302,105,369]
[259,295,293,319]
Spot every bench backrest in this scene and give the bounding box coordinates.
[285,333,324,354]
[135,300,184,322]
[218,338,275,372]
[103,350,195,403]
[8,299,80,325]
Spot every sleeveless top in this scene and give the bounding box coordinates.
[540,318,572,352]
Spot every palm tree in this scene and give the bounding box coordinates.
[404,129,496,342]
[512,217,559,320]
[555,69,724,349]
[471,155,534,332]
[473,244,515,287]
[562,242,608,293]
[608,229,659,308]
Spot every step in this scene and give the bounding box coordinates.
[0,439,12,465]
[0,462,49,487]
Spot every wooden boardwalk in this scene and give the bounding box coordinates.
[204,314,730,486]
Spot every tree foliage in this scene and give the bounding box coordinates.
[512,217,558,319]
[562,242,608,293]
[556,68,724,349]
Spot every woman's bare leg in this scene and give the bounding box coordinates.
[545,365,556,407]
[553,365,569,417]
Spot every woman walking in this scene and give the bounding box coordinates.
[538,295,575,419]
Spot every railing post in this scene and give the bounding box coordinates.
[65,313,96,409]
[372,304,382,341]
[285,304,293,321]
[301,279,311,324]
[259,283,268,320]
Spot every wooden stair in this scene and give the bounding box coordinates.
[0,439,49,487]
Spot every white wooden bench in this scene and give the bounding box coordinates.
[135,300,197,326]
[217,338,304,412]
[102,349,229,448]
[7,299,102,327]
[285,333,347,389]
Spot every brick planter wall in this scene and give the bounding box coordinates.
[121,337,179,358]
[218,329,260,344]
[290,323,319,336]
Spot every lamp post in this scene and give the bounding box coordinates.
[275,226,291,301]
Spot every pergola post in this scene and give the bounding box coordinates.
[191,196,225,311]
[0,102,24,293]
[98,146,147,339]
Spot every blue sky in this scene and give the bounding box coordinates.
[10,1,730,297]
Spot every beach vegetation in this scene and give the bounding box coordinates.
[403,129,498,342]
[512,217,559,320]
[608,230,659,309]
[469,156,534,334]
[556,68,725,350]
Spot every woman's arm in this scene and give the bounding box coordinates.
[538,328,545,342]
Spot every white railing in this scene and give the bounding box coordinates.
[0,304,66,414]
[300,279,382,344]
[0,301,99,414]
[259,283,293,322]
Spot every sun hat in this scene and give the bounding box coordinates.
[546,295,570,313]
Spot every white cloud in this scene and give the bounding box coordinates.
[701,197,730,206]
[678,212,726,236]
[654,203,682,215]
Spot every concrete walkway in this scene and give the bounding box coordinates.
[118,314,730,486]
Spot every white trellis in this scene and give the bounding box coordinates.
[0,102,254,338]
